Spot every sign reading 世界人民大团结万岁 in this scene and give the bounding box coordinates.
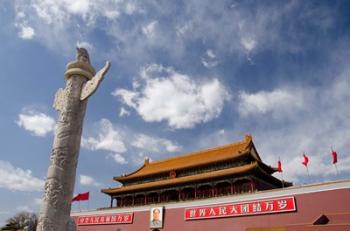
[184,196,296,220]
[77,213,133,225]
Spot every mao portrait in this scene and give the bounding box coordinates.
[150,207,163,228]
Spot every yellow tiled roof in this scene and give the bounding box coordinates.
[102,162,259,195]
[114,135,255,182]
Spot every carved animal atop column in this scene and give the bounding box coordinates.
[76,47,90,64]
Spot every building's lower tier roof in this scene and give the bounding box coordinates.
[102,161,284,196]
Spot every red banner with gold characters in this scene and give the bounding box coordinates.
[184,196,296,220]
[77,212,133,225]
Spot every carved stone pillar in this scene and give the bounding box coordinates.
[37,48,110,231]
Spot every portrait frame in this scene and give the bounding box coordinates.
[150,206,164,229]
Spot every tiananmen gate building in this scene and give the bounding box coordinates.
[71,135,350,231]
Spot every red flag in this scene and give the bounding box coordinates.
[332,150,338,164]
[277,160,282,172]
[302,153,309,167]
[72,192,89,202]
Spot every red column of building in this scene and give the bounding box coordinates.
[250,179,255,192]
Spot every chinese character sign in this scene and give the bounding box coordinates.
[184,197,296,220]
[77,213,133,225]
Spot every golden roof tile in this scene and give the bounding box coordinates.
[114,135,255,182]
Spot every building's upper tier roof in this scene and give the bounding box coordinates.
[114,135,268,182]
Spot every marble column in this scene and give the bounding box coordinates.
[37,48,110,231]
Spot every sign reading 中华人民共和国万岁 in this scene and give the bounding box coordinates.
[184,196,296,220]
[77,213,133,225]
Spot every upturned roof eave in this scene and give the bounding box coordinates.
[113,162,147,182]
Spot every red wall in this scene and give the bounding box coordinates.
[74,188,350,231]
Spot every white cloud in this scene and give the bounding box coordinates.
[142,21,158,40]
[76,41,93,51]
[275,154,350,183]
[131,134,181,153]
[64,0,91,16]
[107,153,128,165]
[16,206,34,213]
[16,110,55,137]
[82,118,127,153]
[112,90,139,108]
[13,0,124,52]
[11,1,334,66]
[0,211,10,215]
[201,49,219,68]
[82,118,182,165]
[238,88,304,117]
[194,129,237,152]
[114,64,230,129]
[82,119,128,165]
[18,25,35,39]
[231,69,350,183]
[131,152,151,166]
[202,59,219,68]
[14,10,35,40]
[240,37,257,52]
[34,198,42,205]
[16,11,26,18]
[28,0,118,23]
[175,22,193,37]
[206,49,216,59]
[79,174,101,187]
[104,10,120,19]
[119,107,130,117]
[125,2,138,15]
[0,160,44,192]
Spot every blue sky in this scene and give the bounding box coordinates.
[1,0,350,225]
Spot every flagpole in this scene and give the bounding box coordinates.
[281,171,284,188]
[79,201,81,212]
[334,163,339,175]
[279,157,284,188]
